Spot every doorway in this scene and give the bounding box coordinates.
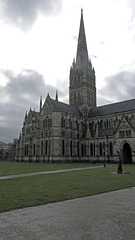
[123,143,132,163]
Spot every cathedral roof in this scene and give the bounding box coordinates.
[51,99,81,117]
[98,128,116,137]
[89,98,135,117]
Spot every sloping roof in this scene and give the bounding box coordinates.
[98,128,117,137]
[51,99,81,117]
[89,98,135,118]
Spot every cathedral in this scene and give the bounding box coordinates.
[15,10,135,163]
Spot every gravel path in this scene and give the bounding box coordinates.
[0,165,112,180]
[0,187,135,240]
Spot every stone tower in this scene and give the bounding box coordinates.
[69,9,96,117]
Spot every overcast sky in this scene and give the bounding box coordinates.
[0,0,135,143]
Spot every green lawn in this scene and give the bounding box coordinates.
[0,161,100,177]
[0,164,135,213]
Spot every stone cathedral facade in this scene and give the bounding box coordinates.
[15,10,135,163]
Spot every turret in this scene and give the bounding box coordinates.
[55,90,58,102]
[40,96,42,111]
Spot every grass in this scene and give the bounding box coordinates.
[0,164,135,213]
[0,161,98,177]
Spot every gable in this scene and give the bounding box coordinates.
[117,116,133,131]
[115,115,134,138]
[42,95,54,114]
[51,99,81,117]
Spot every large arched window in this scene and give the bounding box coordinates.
[84,144,86,156]
[62,139,65,156]
[41,140,43,155]
[106,119,108,128]
[25,144,27,156]
[77,142,79,156]
[70,140,72,156]
[61,117,64,127]
[45,140,48,155]
[81,144,84,156]
[69,119,72,129]
[25,144,29,156]
[33,143,36,156]
[90,143,93,156]
[109,142,113,155]
[99,142,102,156]
[103,142,105,155]
[93,143,95,156]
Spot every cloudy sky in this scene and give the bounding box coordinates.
[0,0,135,143]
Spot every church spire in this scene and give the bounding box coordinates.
[76,9,89,69]
[69,10,96,111]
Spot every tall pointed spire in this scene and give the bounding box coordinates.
[76,9,89,69]
[69,9,96,111]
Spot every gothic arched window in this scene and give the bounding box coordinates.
[90,143,93,156]
[41,140,43,155]
[33,143,36,156]
[25,144,29,156]
[61,117,64,127]
[62,139,65,156]
[81,144,84,156]
[70,140,73,156]
[109,142,113,156]
[45,140,48,155]
[84,144,86,156]
[93,143,95,156]
[77,142,79,156]
[61,117,65,128]
[99,143,102,156]
[24,144,26,155]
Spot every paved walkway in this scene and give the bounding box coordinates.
[0,187,135,240]
[0,165,112,180]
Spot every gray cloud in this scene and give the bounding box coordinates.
[0,69,67,143]
[0,0,62,30]
[98,71,135,106]
[56,79,68,103]
[128,0,135,18]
